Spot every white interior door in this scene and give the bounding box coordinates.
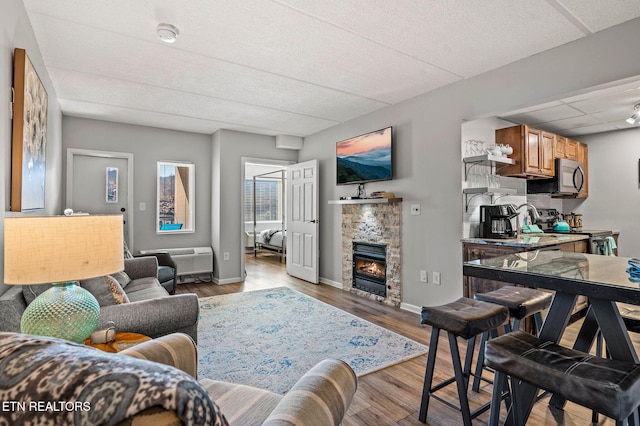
[286,159,319,283]
[66,149,134,248]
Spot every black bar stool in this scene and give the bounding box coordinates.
[592,302,640,423]
[419,297,509,426]
[485,330,640,425]
[471,285,552,392]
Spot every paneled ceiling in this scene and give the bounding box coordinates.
[22,0,640,137]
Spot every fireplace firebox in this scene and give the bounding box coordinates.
[352,242,387,297]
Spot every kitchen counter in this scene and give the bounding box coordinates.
[461,233,589,248]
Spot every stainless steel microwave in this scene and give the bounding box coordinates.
[527,158,584,195]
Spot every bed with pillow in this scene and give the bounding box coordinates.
[255,228,286,256]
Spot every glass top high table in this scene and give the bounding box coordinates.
[463,250,640,422]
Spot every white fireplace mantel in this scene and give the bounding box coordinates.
[329,198,402,205]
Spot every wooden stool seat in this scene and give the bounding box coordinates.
[471,286,552,392]
[485,330,640,425]
[419,297,508,425]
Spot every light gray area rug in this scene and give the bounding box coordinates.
[197,287,428,394]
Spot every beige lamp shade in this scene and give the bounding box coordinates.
[4,215,124,284]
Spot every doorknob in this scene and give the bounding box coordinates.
[309,219,319,224]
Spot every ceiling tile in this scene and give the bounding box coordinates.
[568,89,640,114]
[51,68,336,135]
[557,0,640,32]
[502,104,585,125]
[537,114,602,132]
[28,13,387,123]
[274,0,585,76]
[561,123,618,136]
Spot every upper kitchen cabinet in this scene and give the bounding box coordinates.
[496,125,554,178]
[554,135,578,160]
[576,142,589,198]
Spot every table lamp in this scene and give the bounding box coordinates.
[4,215,124,343]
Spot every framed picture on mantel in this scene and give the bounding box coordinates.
[11,48,48,212]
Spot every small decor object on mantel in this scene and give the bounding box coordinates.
[11,48,48,212]
[370,191,395,199]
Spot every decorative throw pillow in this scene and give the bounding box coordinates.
[0,332,228,426]
[111,270,132,289]
[80,275,130,307]
[22,284,52,305]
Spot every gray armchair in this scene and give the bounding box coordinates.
[124,242,177,294]
[138,252,177,294]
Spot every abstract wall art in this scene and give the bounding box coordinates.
[11,48,48,212]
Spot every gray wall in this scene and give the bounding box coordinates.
[1,0,63,295]
[62,116,212,253]
[299,18,640,309]
[211,129,298,282]
[564,128,640,257]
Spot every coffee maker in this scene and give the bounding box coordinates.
[479,205,518,239]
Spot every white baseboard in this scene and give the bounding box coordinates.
[212,276,244,285]
[400,302,422,315]
[319,277,420,315]
[319,277,343,289]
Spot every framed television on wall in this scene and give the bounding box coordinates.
[336,126,393,185]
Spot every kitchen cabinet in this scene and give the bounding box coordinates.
[566,138,579,160]
[463,241,589,317]
[496,125,554,178]
[555,135,578,160]
[576,142,589,198]
[554,135,567,158]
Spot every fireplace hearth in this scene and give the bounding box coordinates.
[352,242,387,297]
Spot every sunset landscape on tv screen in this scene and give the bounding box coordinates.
[336,127,392,185]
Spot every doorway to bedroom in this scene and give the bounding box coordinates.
[242,160,290,274]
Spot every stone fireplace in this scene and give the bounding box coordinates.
[339,200,401,306]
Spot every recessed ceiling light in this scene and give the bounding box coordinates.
[157,23,180,43]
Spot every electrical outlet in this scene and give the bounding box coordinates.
[420,270,427,283]
[433,271,441,285]
[223,252,229,261]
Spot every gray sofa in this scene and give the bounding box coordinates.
[0,256,199,342]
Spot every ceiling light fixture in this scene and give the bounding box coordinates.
[157,23,180,43]
[627,103,640,125]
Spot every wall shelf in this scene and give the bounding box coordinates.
[463,187,516,212]
[329,198,402,205]
[463,154,515,181]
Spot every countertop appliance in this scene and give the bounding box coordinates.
[479,204,518,239]
[536,208,616,254]
[527,158,584,195]
[536,208,562,231]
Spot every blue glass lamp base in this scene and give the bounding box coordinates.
[21,282,100,343]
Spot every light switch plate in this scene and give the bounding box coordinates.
[411,204,421,215]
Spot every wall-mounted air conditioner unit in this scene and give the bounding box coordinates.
[138,247,213,282]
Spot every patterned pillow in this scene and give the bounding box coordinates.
[0,332,228,425]
[111,270,132,289]
[80,275,130,307]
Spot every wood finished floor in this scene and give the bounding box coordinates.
[177,253,639,425]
